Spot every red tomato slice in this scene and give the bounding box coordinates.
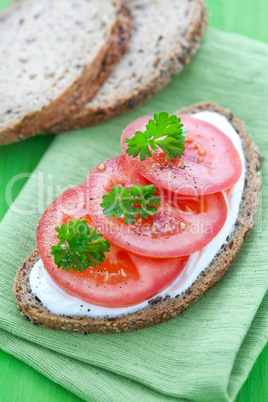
[121,115,242,196]
[85,155,227,258]
[37,185,189,307]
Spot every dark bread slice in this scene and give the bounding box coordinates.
[0,0,131,145]
[14,102,261,334]
[49,0,207,133]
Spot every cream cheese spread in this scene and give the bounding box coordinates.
[30,111,246,317]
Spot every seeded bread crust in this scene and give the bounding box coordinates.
[14,102,261,334]
[49,0,207,133]
[0,1,131,145]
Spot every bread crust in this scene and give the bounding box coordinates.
[0,1,132,145]
[14,102,261,333]
[49,0,207,133]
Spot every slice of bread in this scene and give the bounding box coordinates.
[0,0,131,145]
[14,103,261,334]
[50,0,207,133]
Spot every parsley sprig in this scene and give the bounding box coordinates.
[101,184,161,225]
[51,219,110,272]
[125,112,188,161]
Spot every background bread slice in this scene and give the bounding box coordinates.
[50,0,207,133]
[14,102,261,334]
[0,0,131,145]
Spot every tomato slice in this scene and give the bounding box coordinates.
[85,155,227,258]
[37,185,189,307]
[121,115,242,196]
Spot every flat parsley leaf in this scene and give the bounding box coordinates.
[51,219,110,272]
[125,112,188,161]
[101,184,161,224]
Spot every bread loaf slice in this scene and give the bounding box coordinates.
[51,0,207,132]
[0,0,131,145]
[14,102,261,334]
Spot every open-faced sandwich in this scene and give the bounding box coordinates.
[14,102,261,333]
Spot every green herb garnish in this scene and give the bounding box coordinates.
[51,219,110,272]
[125,112,187,161]
[101,184,161,225]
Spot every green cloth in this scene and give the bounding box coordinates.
[0,27,267,402]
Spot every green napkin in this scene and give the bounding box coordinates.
[0,27,267,402]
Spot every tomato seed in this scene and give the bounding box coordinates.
[180,222,186,229]
[103,272,109,282]
[164,223,171,233]
[185,136,193,143]
[121,268,127,277]
[98,163,106,171]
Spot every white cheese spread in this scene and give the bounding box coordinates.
[30,111,246,317]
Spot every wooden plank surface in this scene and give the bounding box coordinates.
[0,0,267,400]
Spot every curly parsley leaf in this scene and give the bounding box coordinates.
[101,184,161,225]
[51,219,110,272]
[125,112,188,161]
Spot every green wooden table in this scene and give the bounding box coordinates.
[0,0,267,400]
